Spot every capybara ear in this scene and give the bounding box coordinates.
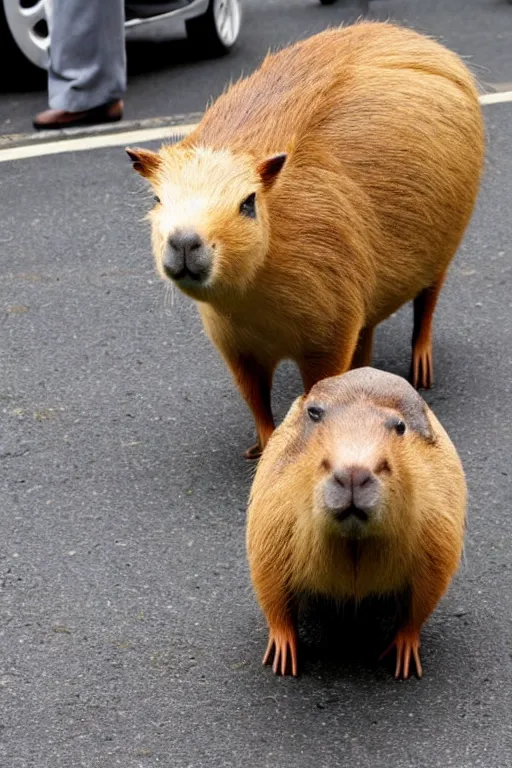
[125,147,161,178]
[257,153,287,190]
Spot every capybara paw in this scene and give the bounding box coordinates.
[262,625,298,676]
[411,344,433,390]
[380,627,423,680]
[244,442,263,460]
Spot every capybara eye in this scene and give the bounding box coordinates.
[307,405,324,423]
[153,195,161,204]
[239,192,256,219]
[394,420,406,436]
[386,417,406,435]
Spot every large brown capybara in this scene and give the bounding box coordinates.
[246,367,467,679]
[127,21,484,457]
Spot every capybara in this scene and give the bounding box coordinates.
[127,21,484,458]
[246,367,467,679]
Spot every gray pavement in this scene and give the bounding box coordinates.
[1,1,512,767]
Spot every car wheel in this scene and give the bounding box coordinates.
[1,0,50,74]
[185,0,241,58]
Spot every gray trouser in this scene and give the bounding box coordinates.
[48,0,126,112]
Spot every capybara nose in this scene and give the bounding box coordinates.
[323,465,380,520]
[163,229,211,282]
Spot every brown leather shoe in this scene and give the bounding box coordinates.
[33,99,124,131]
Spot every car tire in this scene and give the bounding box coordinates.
[185,0,241,58]
[0,2,35,77]
[0,0,48,84]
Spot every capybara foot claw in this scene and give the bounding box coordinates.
[244,443,263,460]
[411,345,433,390]
[380,627,423,680]
[263,625,298,676]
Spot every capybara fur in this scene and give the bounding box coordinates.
[127,21,484,457]
[246,367,467,678]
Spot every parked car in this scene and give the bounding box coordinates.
[0,0,242,74]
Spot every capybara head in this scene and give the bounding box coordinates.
[288,368,436,540]
[126,145,287,300]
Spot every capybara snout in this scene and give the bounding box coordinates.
[163,228,213,285]
[324,466,382,517]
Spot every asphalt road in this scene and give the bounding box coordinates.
[1,1,512,767]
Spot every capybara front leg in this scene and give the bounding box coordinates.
[231,356,275,459]
[249,531,298,674]
[380,562,452,680]
[350,326,375,369]
[380,624,423,680]
[300,326,362,393]
[257,586,298,676]
[411,271,447,390]
[263,617,298,677]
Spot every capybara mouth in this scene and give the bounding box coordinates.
[165,265,207,284]
[333,504,369,523]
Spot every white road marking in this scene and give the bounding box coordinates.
[479,90,512,105]
[0,91,511,164]
[0,124,196,164]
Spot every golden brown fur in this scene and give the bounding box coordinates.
[246,368,467,678]
[127,21,484,456]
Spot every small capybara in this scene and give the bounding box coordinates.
[127,21,484,458]
[246,367,467,679]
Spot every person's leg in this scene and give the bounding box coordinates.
[35,0,126,127]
